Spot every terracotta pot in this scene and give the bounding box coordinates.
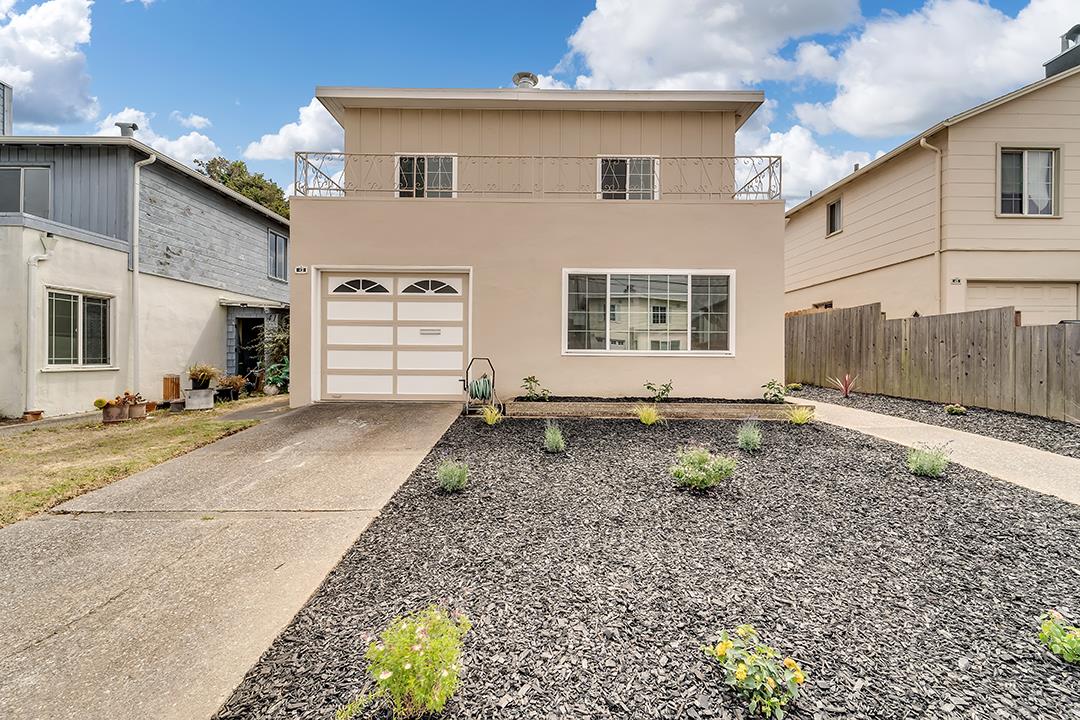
[102,405,125,424]
[145,401,157,413]
[128,403,147,420]
[22,410,43,423]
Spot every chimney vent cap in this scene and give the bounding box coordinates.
[115,122,138,137]
[512,71,539,88]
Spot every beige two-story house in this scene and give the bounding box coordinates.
[785,30,1080,325]
[288,76,785,403]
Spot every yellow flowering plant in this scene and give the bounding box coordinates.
[703,624,807,718]
[337,605,472,719]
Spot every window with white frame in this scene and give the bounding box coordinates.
[47,290,110,366]
[826,198,842,235]
[598,157,658,200]
[566,271,732,353]
[397,155,455,198]
[0,166,51,218]
[268,230,288,281]
[1001,148,1056,215]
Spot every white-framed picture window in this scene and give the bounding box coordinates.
[396,154,457,198]
[597,157,659,200]
[268,229,288,281]
[564,270,734,355]
[47,289,111,366]
[826,198,842,235]
[1000,148,1056,216]
[0,166,51,218]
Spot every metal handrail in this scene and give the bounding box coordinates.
[294,152,782,201]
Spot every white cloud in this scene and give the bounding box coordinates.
[14,121,58,134]
[798,0,1074,138]
[748,125,872,207]
[564,0,861,89]
[793,42,839,82]
[124,0,154,6]
[243,98,342,161]
[535,74,570,89]
[0,0,98,125]
[95,108,221,165]
[170,111,212,130]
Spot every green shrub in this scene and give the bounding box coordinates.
[521,375,550,401]
[785,383,802,393]
[543,421,566,453]
[703,624,807,719]
[633,404,663,426]
[644,380,673,402]
[736,421,763,453]
[944,403,967,415]
[907,444,949,477]
[480,404,502,426]
[436,461,468,492]
[1039,610,1080,664]
[338,605,472,719]
[93,398,108,410]
[670,447,737,490]
[787,406,815,425]
[761,379,786,404]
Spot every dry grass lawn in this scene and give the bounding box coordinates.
[0,409,257,527]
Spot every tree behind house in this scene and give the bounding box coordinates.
[195,157,290,218]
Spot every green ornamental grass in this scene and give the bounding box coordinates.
[907,444,949,478]
[543,421,566,453]
[736,421,763,453]
[436,460,468,492]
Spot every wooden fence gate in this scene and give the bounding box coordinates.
[784,304,1080,424]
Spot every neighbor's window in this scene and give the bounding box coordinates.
[598,157,658,200]
[397,155,455,198]
[1001,148,1056,216]
[47,290,110,366]
[0,166,51,218]
[268,230,288,281]
[826,198,842,235]
[566,271,732,353]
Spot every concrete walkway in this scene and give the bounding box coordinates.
[799,398,1080,505]
[0,402,460,720]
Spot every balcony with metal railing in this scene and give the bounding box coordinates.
[293,152,782,202]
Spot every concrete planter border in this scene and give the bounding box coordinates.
[505,400,808,420]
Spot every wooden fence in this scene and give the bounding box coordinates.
[785,303,1080,424]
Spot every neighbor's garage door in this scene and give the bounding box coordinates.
[320,272,468,400]
[966,281,1078,325]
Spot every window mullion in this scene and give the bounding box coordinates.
[686,275,692,353]
[1021,150,1028,217]
[605,273,611,351]
[75,293,83,366]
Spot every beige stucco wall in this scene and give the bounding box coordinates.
[1,225,280,418]
[941,251,1080,316]
[289,197,785,405]
[784,254,937,318]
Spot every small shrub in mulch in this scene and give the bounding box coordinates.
[736,421,763,453]
[1039,610,1080,664]
[703,624,807,718]
[670,447,736,490]
[542,421,565,453]
[436,461,468,492]
[907,444,949,478]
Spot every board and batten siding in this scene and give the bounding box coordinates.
[139,163,289,303]
[942,70,1080,251]
[0,143,134,241]
[785,142,940,295]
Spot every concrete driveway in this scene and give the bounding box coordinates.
[0,402,460,720]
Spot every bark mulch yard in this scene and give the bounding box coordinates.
[796,385,1080,460]
[216,418,1080,720]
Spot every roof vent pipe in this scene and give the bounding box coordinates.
[115,122,138,138]
[512,71,539,88]
[853,163,860,172]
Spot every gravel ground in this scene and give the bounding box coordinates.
[216,418,1080,720]
[795,385,1080,460]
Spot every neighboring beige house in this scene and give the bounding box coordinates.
[785,31,1080,325]
[288,76,785,403]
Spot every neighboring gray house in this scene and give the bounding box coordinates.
[0,131,289,418]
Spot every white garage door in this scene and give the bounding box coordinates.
[966,281,1078,325]
[320,272,469,400]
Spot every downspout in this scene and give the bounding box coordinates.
[920,137,943,314]
[24,234,52,413]
[131,152,157,393]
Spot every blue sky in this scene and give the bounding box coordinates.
[0,0,1066,202]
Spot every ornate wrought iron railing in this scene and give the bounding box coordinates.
[293,152,782,201]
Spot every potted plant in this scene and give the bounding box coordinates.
[264,357,289,396]
[217,374,246,402]
[122,391,148,419]
[185,364,220,410]
[96,397,126,424]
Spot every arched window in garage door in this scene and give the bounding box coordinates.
[400,279,459,295]
[332,278,390,294]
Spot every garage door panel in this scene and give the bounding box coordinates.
[967,281,1078,326]
[397,302,463,322]
[327,350,394,370]
[327,325,395,346]
[326,375,394,395]
[397,326,463,346]
[327,301,394,321]
[397,350,463,371]
[396,375,463,396]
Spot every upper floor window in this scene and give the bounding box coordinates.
[397,155,455,198]
[826,198,842,235]
[268,230,288,281]
[47,289,110,366]
[598,157,658,200]
[0,166,50,218]
[1001,148,1056,216]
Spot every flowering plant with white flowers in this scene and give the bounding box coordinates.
[338,605,472,719]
